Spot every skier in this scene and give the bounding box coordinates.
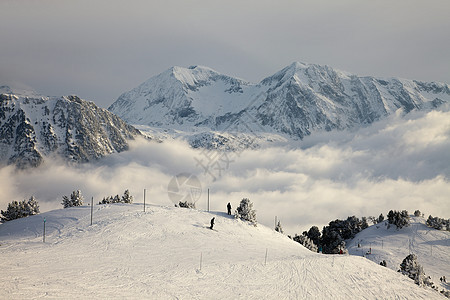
[227,202,232,215]
[210,217,215,230]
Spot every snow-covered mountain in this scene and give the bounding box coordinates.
[0,88,141,168]
[0,204,444,299]
[109,63,450,141]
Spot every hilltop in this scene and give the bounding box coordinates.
[0,204,444,299]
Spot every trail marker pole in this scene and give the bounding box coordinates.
[275,216,277,228]
[90,197,93,225]
[144,189,146,212]
[207,189,210,212]
[43,218,46,243]
[264,248,268,266]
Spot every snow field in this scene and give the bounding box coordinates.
[348,217,450,291]
[0,204,444,299]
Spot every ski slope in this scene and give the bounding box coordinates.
[0,205,444,299]
[348,217,450,292]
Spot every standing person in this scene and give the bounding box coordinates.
[227,202,232,215]
[210,217,215,230]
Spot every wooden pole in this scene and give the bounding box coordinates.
[207,189,210,212]
[264,248,268,266]
[43,218,46,243]
[90,196,93,225]
[144,189,146,212]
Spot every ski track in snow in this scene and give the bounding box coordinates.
[0,204,446,299]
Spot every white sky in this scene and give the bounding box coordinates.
[1,0,449,108]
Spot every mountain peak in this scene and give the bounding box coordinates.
[109,63,450,141]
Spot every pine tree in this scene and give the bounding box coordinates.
[178,201,196,208]
[387,210,410,229]
[293,234,318,252]
[113,195,120,203]
[426,215,450,231]
[377,213,385,223]
[62,190,84,208]
[304,226,321,248]
[399,254,434,287]
[122,189,133,204]
[1,196,40,222]
[235,198,257,225]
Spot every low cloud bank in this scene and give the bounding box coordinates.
[1,109,449,234]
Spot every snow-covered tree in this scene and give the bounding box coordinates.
[62,190,84,208]
[178,201,196,208]
[1,196,40,222]
[321,226,345,254]
[414,210,422,217]
[303,226,321,248]
[121,189,133,204]
[387,210,410,229]
[113,195,120,203]
[275,221,283,234]
[377,213,385,223]
[99,190,134,205]
[293,234,318,252]
[399,254,434,287]
[426,215,449,231]
[99,196,113,204]
[235,198,257,225]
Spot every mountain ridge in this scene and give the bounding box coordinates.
[109,62,450,141]
[0,89,141,168]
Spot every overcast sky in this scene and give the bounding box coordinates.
[1,0,449,108]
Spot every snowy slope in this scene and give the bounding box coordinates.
[109,63,450,145]
[348,217,450,292]
[0,205,444,299]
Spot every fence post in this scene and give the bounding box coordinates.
[264,248,268,266]
[43,218,46,243]
[90,197,93,225]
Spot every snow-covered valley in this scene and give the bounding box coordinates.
[0,204,446,299]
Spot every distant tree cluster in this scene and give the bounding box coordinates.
[235,198,257,226]
[426,215,450,231]
[293,234,318,252]
[1,196,40,222]
[321,216,368,254]
[387,210,410,229]
[297,216,368,254]
[99,190,134,205]
[368,213,384,225]
[62,190,84,208]
[413,210,422,217]
[178,201,196,209]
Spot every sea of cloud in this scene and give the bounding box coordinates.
[1,108,449,234]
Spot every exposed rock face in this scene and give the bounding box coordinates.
[0,92,141,168]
